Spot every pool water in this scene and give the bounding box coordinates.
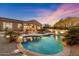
[22,35,64,55]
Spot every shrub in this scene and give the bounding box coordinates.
[5,29,18,43]
[64,26,79,46]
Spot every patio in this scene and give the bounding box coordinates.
[0,32,79,56]
[0,32,22,56]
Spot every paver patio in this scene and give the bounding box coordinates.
[0,33,22,56]
[0,32,79,56]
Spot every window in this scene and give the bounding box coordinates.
[3,22,12,30]
[18,24,22,29]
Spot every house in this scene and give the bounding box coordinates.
[0,17,42,31]
[23,20,42,31]
[0,17,23,31]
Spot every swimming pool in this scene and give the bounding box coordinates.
[22,35,64,55]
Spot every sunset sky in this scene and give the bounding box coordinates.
[0,3,79,25]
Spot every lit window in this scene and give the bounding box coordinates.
[18,24,22,29]
[3,22,12,29]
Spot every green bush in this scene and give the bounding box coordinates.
[5,29,18,43]
[65,26,79,46]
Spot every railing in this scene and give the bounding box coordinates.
[21,33,53,37]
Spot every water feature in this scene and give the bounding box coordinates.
[22,35,64,55]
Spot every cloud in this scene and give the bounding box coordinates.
[38,4,79,26]
[34,9,53,17]
[19,3,79,26]
[21,9,53,24]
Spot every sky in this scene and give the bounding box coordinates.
[0,3,79,26]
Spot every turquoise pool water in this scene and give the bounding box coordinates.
[22,35,64,55]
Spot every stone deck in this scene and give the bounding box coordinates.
[0,32,79,56]
[0,33,22,56]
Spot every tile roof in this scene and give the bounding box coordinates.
[0,17,42,25]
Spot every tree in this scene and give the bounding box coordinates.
[54,17,79,29]
[64,26,79,46]
[43,24,51,28]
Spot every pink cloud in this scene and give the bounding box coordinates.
[19,8,53,23]
[38,4,79,25]
[20,4,79,25]
[34,9,53,17]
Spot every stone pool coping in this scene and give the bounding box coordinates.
[17,43,70,56]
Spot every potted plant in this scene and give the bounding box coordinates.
[5,29,18,43]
